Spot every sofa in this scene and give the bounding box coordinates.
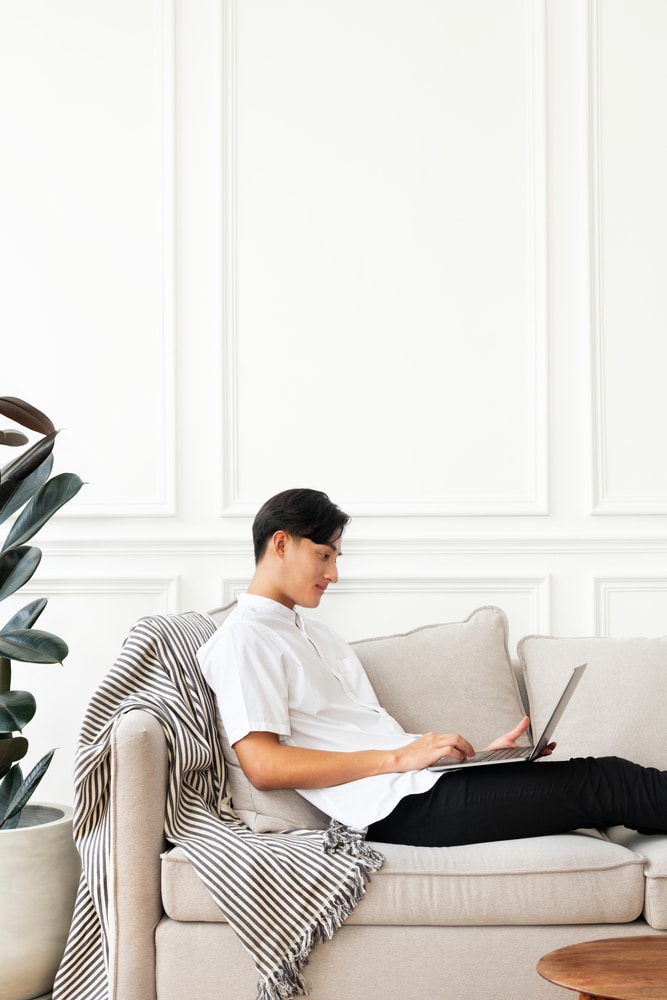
[108,605,667,999]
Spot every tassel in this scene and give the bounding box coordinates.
[323,819,385,870]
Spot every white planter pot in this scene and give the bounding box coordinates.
[0,803,81,1000]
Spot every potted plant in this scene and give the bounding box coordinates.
[0,396,84,1000]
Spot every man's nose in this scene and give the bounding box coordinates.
[325,562,339,584]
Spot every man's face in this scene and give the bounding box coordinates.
[279,533,342,610]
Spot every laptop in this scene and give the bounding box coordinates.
[427,662,587,771]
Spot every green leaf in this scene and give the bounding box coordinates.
[0,655,9,693]
[0,628,68,663]
[0,764,23,825]
[2,472,84,552]
[0,397,56,436]
[0,736,28,778]
[0,748,55,827]
[0,480,16,515]
[0,690,36,731]
[0,546,41,600]
[0,431,58,489]
[0,454,54,525]
[2,598,48,632]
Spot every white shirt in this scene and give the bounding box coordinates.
[197,593,441,828]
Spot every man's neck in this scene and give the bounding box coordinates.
[246,571,295,610]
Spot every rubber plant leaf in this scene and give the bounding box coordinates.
[0,737,28,779]
[0,431,58,487]
[0,629,68,663]
[0,763,23,827]
[2,598,48,632]
[0,748,55,827]
[0,546,41,601]
[0,689,37,730]
[0,397,55,436]
[2,472,84,553]
[0,454,54,525]
[0,431,29,448]
[0,481,15,517]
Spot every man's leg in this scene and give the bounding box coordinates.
[366,756,667,847]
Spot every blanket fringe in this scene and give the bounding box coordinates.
[255,822,384,1000]
[255,869,371,1000]
[322,819,385,869]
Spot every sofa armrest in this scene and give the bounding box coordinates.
[108,710,168,1000]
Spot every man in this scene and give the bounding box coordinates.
[198,488,667,847]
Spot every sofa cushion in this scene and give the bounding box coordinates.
[216,708,331,833]
[605,826,667,929]
[161,831,645,926]
[517,634,667,769]
[352,605,525,748]
[216,605,525,833]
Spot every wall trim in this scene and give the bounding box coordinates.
[220,0,549,518]
[588,0,667,515]
[14,576,180,612]
[221,574,551,631]
[594,575,667,636]
[72,0,177,518]
[221,0,239,518]
[38,535,667,558]
[589,0,605,513]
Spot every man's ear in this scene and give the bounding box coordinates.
[272,530,289,558]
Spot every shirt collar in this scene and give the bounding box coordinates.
[237,592,305,629]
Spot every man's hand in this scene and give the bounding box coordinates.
[393,731,476,771]
[483,715,556,758]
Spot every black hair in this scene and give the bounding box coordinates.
[252,488,350,564]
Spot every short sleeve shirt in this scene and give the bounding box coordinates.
[197,593,440,828]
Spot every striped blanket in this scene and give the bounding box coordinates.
[52,612,383,1000]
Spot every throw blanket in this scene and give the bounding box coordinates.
[52,612,383,1000]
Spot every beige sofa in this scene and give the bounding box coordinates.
[109,605,667,999]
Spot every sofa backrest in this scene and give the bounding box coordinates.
[519,633,667,770]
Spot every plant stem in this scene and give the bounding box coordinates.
[0,656,10,694]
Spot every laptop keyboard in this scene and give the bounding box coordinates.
[471,746,531,762]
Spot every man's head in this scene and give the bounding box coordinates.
[252,488,350,564]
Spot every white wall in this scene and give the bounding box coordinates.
[1,0,666,805]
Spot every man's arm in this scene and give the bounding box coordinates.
[233,730,476,791]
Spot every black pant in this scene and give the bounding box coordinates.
[366,756,667,847]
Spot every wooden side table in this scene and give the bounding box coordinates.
[537,936,667,1000]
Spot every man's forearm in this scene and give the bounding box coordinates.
[235,735,396,790]
[233,729,476,790]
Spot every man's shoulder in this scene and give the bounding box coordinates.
[198,609,287,686]
[217,605,284,644]
[200,604,281,655]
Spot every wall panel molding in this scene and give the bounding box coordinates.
[222,0,240,518]
[594,576,667,637]
[523,0,549,518]
[221,0,548,518]
[221,575,551,635]
[589,0,667,515]
[589,0,605,513]
[40,535,667,559]
[72,0,177,518]
[15,576,180,613]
